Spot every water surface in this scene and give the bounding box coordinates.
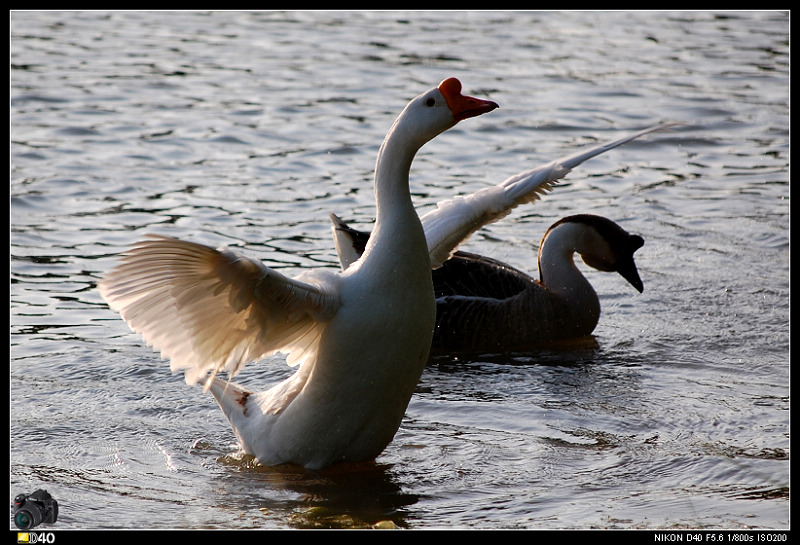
[10,11,789,530]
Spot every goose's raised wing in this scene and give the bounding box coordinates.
[423,124,676,268]
[99,235,341,388]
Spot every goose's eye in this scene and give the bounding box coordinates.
[425,97,436,107]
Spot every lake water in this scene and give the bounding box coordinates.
[10,11,789,531]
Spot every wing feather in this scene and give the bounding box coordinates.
[423,124,677,268]
[98,235,341,388]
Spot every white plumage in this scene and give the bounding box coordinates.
[99,78,499,469]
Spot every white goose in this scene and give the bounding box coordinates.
[331,125,671,353]
[98,78,499,469]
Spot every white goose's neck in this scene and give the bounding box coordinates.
[374,122,422,224]
[364,120,428,257]
[538,223,600,313]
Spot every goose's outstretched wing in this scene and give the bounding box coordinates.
[423,124,676,268]
[99,235,341,388]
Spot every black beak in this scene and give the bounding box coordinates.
[615,235,644,293]
[616,256,644,293]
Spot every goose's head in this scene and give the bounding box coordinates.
[389,77,499,148]
[545,214,645,293]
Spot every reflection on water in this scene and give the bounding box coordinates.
[211,458,418,529]
[11,11,788,530]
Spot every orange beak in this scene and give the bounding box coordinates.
[438,77,499,121]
